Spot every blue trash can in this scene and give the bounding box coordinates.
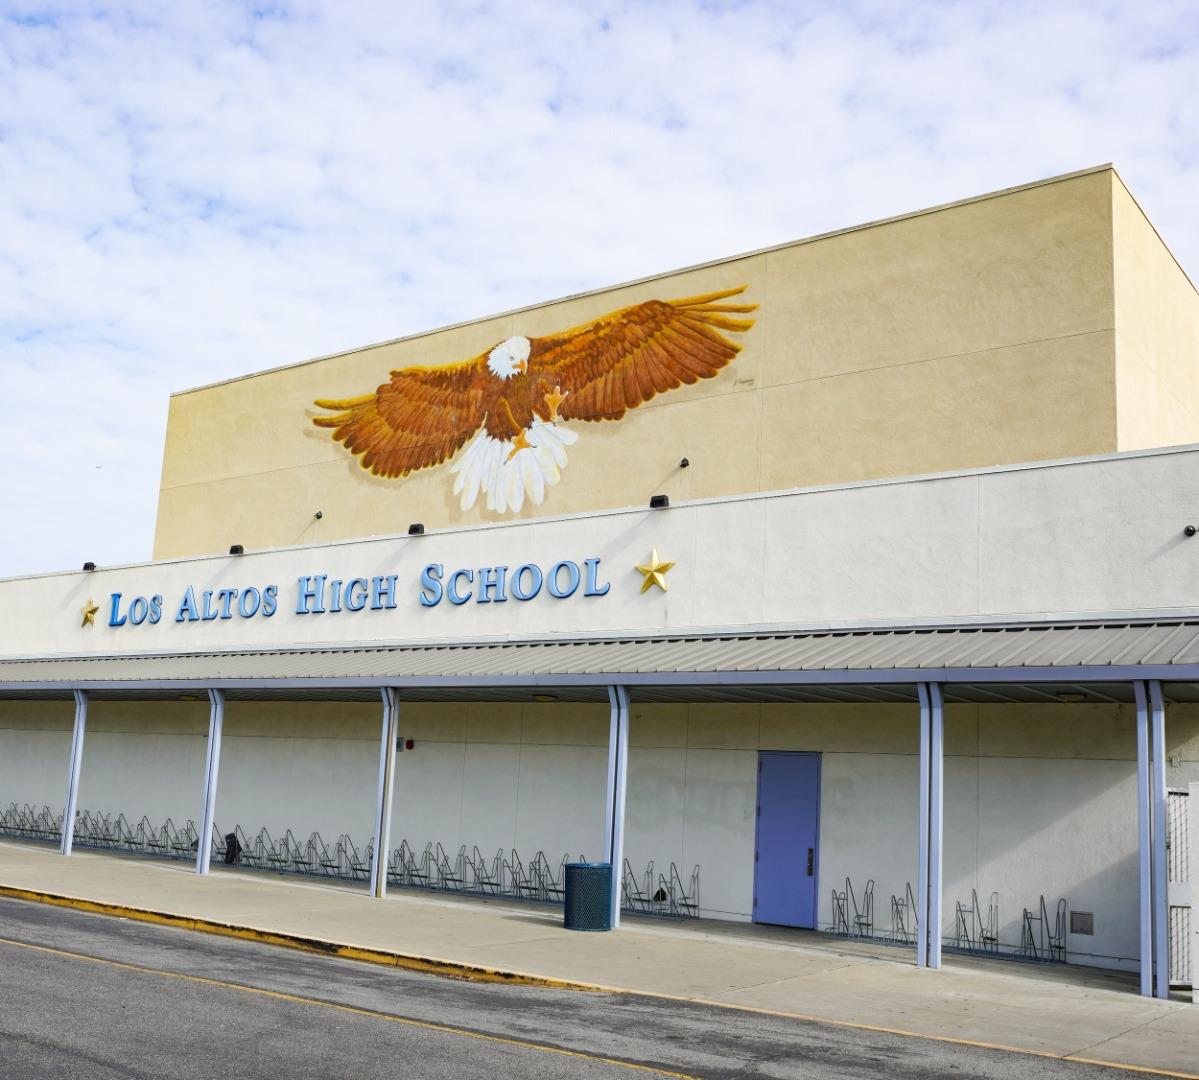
[563,861,613,931]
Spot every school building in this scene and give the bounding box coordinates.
[2,164,1197,997]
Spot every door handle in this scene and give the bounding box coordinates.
[806,848,814,876]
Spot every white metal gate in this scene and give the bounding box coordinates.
[1167,789,1191,988]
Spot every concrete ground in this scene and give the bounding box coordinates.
[0,896,1175,1080]
[0,840,1196,1078]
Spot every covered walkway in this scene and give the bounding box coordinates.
[1,616,1194,998]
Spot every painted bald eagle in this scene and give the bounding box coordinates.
[312,285,757,514]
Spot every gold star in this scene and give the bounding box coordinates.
[544,384,569,422]
[635,548,676,593]
[506,429,533,461]
[80,599,100,627]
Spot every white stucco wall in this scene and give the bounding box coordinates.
[2,698,1175,970]
[5,444,1199,661]
[0,709,73,812]
[1192,782,1198,1000]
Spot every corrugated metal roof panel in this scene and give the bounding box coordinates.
[1166,625,1199,665]
[5,618,1199,688]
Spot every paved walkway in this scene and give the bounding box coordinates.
[1,839,1196,1077]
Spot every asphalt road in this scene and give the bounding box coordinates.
[0,896,1154,1080]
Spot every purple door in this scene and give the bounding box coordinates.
[754,752,821,928]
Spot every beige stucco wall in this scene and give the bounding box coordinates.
[152,167,1120,559]
[1113,174,1199,452]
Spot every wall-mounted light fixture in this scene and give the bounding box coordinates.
[314,510,323,520]
[649,494,670,509]
[82,561,96,571]
[679,458,690,469]
[408,523,425,535]
[229,544,244,555]
[1186,525,1197,537]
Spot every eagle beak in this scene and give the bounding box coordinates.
[517,358,528,374]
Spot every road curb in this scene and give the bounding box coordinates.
[3,881,1196,1080]
[0,883,597,992]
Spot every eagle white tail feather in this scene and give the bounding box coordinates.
[451,419,577,513]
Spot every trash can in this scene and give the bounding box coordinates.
[563,861,613,931]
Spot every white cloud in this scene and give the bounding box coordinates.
[1,0,1197,576]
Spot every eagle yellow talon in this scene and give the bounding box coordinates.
[544,384,568,423]
[507,430,533,461]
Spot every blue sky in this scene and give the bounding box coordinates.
[2,0,1198,576]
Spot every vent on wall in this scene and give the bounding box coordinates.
[1071,911,1094,935]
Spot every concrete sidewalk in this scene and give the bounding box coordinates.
[1,840,1195,1077]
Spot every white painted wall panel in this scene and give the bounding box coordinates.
[0,728,72,812]
[680,748,758,919]
[393,741,467,852]
[623,747,687,887]
[817,752,919,930]
[978,453,1199,616]
[0,702,1159,972]
[214,734,376,842]
[975,758,1139,966]
[8,445,1199,660]
[942,754,982,940]
[455,742,520,856]
[76,731,207,827]
[513,744,607,859]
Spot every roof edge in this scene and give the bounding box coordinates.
[5,610,1199,669]
[170,164,1116,398]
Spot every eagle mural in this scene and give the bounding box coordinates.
[312,285,757,514]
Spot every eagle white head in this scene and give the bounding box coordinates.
[487,335,531,379]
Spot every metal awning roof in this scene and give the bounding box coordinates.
[4,618,1199,703]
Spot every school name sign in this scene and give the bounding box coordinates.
[101,556,611,629]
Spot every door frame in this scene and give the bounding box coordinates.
[753,750,822,928]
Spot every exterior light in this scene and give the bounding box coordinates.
[314,510,323,520]
[649,494,670,509]
[408,523,425,535]
[1185,525,1197,537]
[229,544,244,555]
[532,693,559,702]
[679,458,690,468]
[82,561,96,571]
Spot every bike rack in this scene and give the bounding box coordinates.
[0,806,703,918]
[1019,894,1067,962]
[955,889,1000,954]
[829,878,874,938]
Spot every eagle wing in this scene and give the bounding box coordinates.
[312,356,489,478]
[528,285,756,422]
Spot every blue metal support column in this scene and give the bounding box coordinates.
[370,687,401,899]
[196,689,225,875]
[1149,680,1169,999]
[916,683,930,968]
[604,685,631,928]
[1134,680,1153,996]
[60,689,88,857]
[928,682,944,969]
[916,682,944,969]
